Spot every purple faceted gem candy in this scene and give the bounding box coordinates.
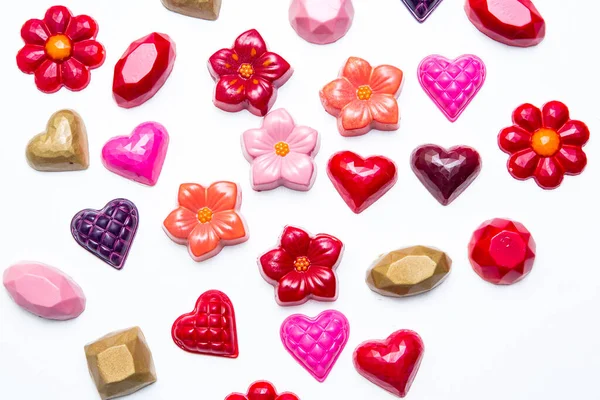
[71,198,139,269]
[401,0,444,22]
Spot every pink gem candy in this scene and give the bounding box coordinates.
[101,122,170,186]
[289,0,355,45]
[280,309,350,382]
[3,262,86,320]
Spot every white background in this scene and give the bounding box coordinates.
[1,0,599,399]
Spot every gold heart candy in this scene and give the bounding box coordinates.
[26,110,89,172]
[161,0,221,20]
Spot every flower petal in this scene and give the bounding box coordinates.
[280,153,315,188]
[542,101,570,131]
[163,207,198,241]
[44,5,72,34]
[207,181,239,212]
[512,103,542,133]
[16,45,47,74]
[286,126,318,155]
[21,19,50,45]
[262,108,295,142]
[555,145,587,175]
[368,94,399,126]
[34,59,62,93]
[259,248,295,282]
[251,153,283,188]
[369,65,403,95]
[178,183,207,212]
[305,266,337,299]
[65,14,98,41]
[211,211,247,241]
[507,149,539,180]
[277,271,308,304]
[188,224,220,260]
[242,128,276,158]
[254,52,291,82]
[72,40,105,67]
[498,126,532,154]
[208,49,240,77]
[342,57,372,87]
[558,120,590,146]
[61,58,90,91]
[215,75,247,106]
[340,100,372,132]
[280,226,311,258]
[246,77,274,116]
[534,157,564,189]
[233,29,267,62]
[320,78,356,114]
[307,235,343,269]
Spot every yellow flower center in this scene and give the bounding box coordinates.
[294,256,311,272]
[197,207,213,224]
[239,63,254,79]
[357,85,373,100]
[274,141,290,157]
[45,34,72,61]
[531,128,561,156]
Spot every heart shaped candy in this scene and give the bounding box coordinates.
[418,54,486,122]
[353,330,424,398]
[280,309,349,382]
[172,290,239,358]
[327,151,397,214]
[26,109,89,171]
[410,144,481,205]
[101,122,170,186]
[71,199,139,269]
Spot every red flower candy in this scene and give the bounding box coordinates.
[259,226,343,306]
[498,101,589,189]
[16,5,105,93]
[208,29,293,116]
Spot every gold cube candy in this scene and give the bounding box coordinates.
[366,246,451,297]
[84,327,157,400]
[161,0,222,20]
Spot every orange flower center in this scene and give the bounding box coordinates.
[357,85,373,101]
[294,256,310,272]
[274,141,290,157]
[239,63,254,79]
[197,207,213,224]
[531,128,561,156]
[45,34,72,61]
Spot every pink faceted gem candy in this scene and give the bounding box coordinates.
[3,262,86,320]
[289,0,355,45]
[418,54,486,122]
[101,122,170,186]
[280,309,350,382]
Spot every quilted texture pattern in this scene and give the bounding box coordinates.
[280,309,349,382]
[71,198,138,270]
[418,54,486,122]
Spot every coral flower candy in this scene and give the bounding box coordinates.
[226,381,299,400]
[16,5,106,93]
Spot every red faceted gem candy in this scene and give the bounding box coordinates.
[113,32,176,108]
[327,151,397,214]
[354,330,425,398]
[468,218,536,285]
[465,0,546,47]
[226,381,299,400]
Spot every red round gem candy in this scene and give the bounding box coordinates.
[468,218,536,285]
[225,381,299,400]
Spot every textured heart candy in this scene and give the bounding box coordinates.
[401,0,444,22]
[418,54,486,122]
[410,144,481,205]
[280,309,349,382]
[71,199,139,269]
[172,290,239,358]
[161,0,221,20]
[327,150,397,214]
[26,109,89,171]
[354,330,425,398]
[101,122,169,186]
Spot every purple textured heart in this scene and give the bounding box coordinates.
[70,199,138,269]
[401,0,444,22]
[411,144,481,206]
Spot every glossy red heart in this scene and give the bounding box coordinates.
[353,330,424,398]
[327,151,397,214]
[171,290,238,358]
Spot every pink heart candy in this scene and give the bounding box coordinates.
[418,54,486,122]
[101,122,169,186]
[280,309,350,382]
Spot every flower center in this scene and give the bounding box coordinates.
[238,63,254,79]
[294,256,311,272]
[357,85,373,100]
[197,207,213,224]
[531,128,561,156]
[274,141,290,157]
[45,34,72,61]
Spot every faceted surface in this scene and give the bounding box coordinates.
[354,330,424,398]
[280,310,349,382]
[113,32,176,108]
[465,0,546,47]
[26,109,89,172]
[468,218,536,285]
[172,290,239,357]
[84,327,157,400]
[366,246,451,297]
[327,151,397,214]
[101,122,170,186]
[161,0,221,20]
[410,144,481,205]
[71,199,139,269]
[3,262,86,320]
[226,381,299,400]
[289,0,355,45]
[401,0,444,22]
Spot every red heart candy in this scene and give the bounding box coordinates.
[353,330,424,398]
[171,290,238,358]
[327,151,397,214]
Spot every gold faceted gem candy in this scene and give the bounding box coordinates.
[161,0,222,20]
[84,327,157,400]
[366,245,451,297]
[26,109,89,171]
